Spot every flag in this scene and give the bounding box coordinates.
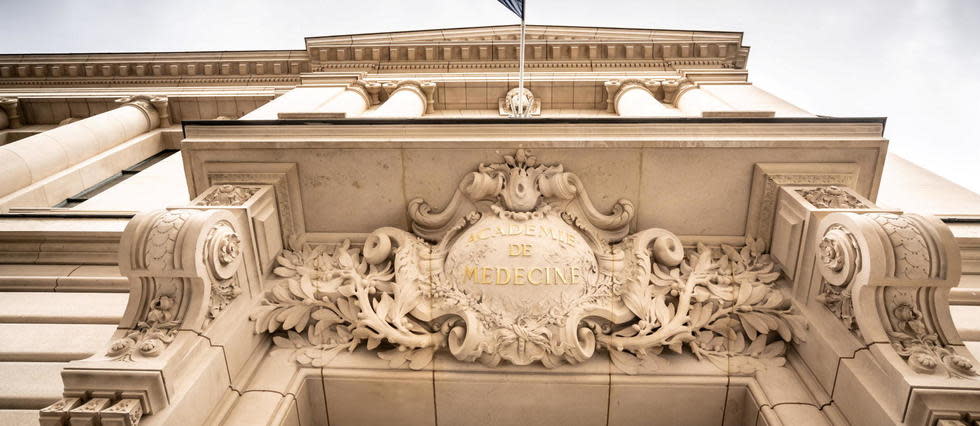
[497,0,524,19]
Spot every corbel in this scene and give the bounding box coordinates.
[807,212,980,422]
[42,192,275,425]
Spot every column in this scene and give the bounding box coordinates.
[315,85,370,117]
[674,86,733,116]
[365,82,429,118]
[700,84,813,117]
[0,96,161,199]
[239,87,343,120]
[610,81,678,117]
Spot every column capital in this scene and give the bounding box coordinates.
[0,97,22,128]
[115,95,163,129]
[378,80,436,114]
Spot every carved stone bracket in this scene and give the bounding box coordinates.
[0,96,21,128]
[53,208,246,420]
[814,212,977,379]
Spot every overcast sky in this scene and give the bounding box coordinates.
[2,0,978,194]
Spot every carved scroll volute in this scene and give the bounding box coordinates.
[815,212,976,378]
[118,208,244,334]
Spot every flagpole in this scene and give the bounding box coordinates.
[517,6,526,117]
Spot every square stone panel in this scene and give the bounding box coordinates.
[322,370,435,426]
[637,147,880,236]
[434,370,609,426]
[608,379,728,426]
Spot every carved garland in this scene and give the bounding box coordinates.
[252,150,805,373]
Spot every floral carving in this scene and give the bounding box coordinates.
[889,303,976,378]
[107,294,179,361]
[252,150,805,374]
[205,223,243,324]
[198,184,259,206]
[814,226,861,331]
[797,186,866,209]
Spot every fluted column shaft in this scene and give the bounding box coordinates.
[0,97,160,199]
[366,84,427,118]
[674,86,733,116]
[614,83,677,117]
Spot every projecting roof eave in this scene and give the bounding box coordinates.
[182,116,887,137]
[304,24,745,46]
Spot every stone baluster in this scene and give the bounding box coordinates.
[605,80,679,117]
[365,81,434,118]
[0,96,162,199]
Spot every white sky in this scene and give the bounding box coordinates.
[2,0,978,194]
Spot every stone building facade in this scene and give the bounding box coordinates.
[0,25,979,425]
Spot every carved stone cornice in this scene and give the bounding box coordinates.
[306,25,747,72]
[0,50,310,88]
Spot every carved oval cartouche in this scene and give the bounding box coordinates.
[444,213,598,306]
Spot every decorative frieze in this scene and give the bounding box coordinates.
[253,150,805,373]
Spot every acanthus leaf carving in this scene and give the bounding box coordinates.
[252,150,805,374]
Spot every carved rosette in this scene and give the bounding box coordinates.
[815,225,861,331]
[814,212,978,379]
[254,150,805,373]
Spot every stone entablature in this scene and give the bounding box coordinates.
[0,26,748,89]
[306,25,748,71]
